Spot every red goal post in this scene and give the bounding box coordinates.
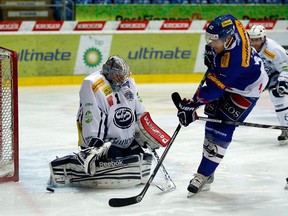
[0,47,18,183]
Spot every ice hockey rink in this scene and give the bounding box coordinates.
[1,83,287,216]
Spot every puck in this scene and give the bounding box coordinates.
[46,187,55,193]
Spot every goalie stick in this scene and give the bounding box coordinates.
[172,92,288,130]
[108,122,181,207]
[148,146,176,192]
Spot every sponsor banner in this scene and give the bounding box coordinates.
[117,21,148,31]
[73,35,112,75]
[32,21,64,31]
[0,34,79,77]
[74,21,106,31]
[1,31,287,80]
[76,5,288,21]
[0,20,287,32]
[246,20,277,30]
[160,20,192,30]
[0,21,22,31]
[110,33,201,74]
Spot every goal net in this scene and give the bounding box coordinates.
[0,47,18,183]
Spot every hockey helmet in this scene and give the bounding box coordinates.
[101,55,130,91]
[205,14,235,46]
[249,25,266,41]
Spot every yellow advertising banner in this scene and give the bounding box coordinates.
[110,33,201,74]
[0,33,203,85]
[0,34,79,77]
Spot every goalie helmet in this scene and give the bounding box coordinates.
[249,25,267,42]
[205,14,235,48]
[101,55,130,91]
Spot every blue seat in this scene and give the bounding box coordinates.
[53,0,74,20]
[75,0,93,3]
[246,0,264,3]
[152,0,170,3]
[171,0,189,3]
[93,0,112,3]
[133,0,151,3]
[265,0,282,4]
[227,0,244,3]
[114,0,132,3]
[209,0,227,4]
[190,0,208,3]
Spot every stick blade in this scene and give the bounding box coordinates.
[171,92,181,109]
[109,196,141,207]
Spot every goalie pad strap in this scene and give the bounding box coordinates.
[135,112,171,149]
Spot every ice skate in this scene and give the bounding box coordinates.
[187,173,214,197]
[278,130,288,145]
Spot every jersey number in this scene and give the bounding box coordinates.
[115,93,121,104]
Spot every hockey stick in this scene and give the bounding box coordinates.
[109,122,181,207]
[172,91,288,130]
[148,146,176,192]
[197,116,288,130]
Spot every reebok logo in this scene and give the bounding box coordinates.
[99,160,123,168]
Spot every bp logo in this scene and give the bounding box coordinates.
[83,48,102,68]
[84,110,93,123]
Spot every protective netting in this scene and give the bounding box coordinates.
[0,48,17,181]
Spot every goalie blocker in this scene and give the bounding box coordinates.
[135,112,171,149]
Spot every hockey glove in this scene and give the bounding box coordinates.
[88,137,104,148]
[277,80,288,97]
[177,98,198,127]
[204,44,213,70]
[271,81,288,98]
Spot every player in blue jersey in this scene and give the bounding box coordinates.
[175,14,269,196]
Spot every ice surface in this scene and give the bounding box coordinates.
[0,84,287,216]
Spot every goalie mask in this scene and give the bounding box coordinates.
[101,55,130,92]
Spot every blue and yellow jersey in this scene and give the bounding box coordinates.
[194,16,268,104]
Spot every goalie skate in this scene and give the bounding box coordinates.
[278,130,288,146]
[48,153,152,189]
[187,173,214,198]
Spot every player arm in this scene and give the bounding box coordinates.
[193,71,228,105]
[276,49,288,77]
[130,78,146,120]
[78,80,108,148]
[274,48,288,96]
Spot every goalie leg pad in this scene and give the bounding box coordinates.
[48,155,78,187]
[135,112,171,149]
[48,153,152,188]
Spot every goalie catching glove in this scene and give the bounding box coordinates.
[135,112,171,149]
[75,142,111,176]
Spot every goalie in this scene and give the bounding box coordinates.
[48,55,171,188]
